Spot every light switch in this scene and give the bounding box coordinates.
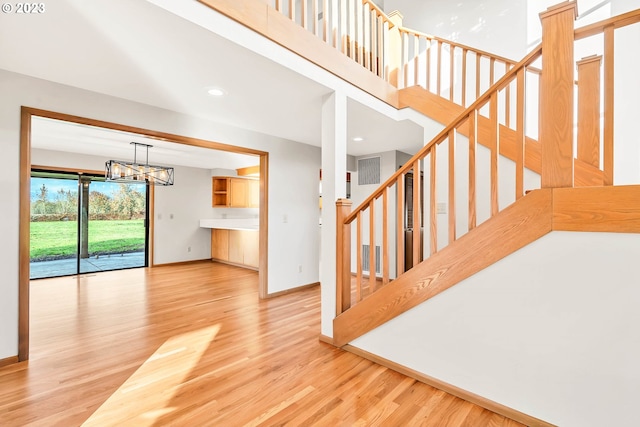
[437,202,447,214]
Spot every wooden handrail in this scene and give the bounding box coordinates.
[574,8,640,39]
[344,44,542,225]
[362,0,395,28]
[398,27,518,66]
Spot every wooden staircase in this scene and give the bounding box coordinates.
[332,4,640,346]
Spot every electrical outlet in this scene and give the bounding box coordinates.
[170,213,174,219]
[188,246,191,253]
[283,214,288,223]
[298,265,302,273]
[437,202,447,214]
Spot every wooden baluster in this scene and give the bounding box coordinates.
[426,38,431,91]
[577,55,602,175]
[382,19,389,81]
[356,0,364,65]
[449,45,455,101]
[382,187,389,286]
[349,0,356,60]
[539,2,577,188]
[336,199,352,315]
[331,0,338,48]
[461,48,467,106]
[475,54,481,99]
[340,0,347,54]
[396,175,405,276]
[289,0,295,20]
[322,0,328,42]
[378,16,384,77]
[490,92,499,217]
[356,210,362,302]
[414,35,420,87]
[363,3,371,70]
[402,32,409,88]
[437,41,442,96]
[468,110,477,230]
[429,146,437,255]
[448,129,456,244]
[312,0,319,36]
[301,0,307,30]
[369,199,376,292]
[276,0,282,13]
[505,64,512,128]
[516,68,525,200]
[412,160,421,267]
[489,57,495,85]
[603,26,614,185]
[370,9,377,74]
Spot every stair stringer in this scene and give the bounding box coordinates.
[334,185,640,347]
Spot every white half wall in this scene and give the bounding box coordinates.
[352,231,640,426]
[0,69,321,359]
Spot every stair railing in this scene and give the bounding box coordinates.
[397,28,517,108]
[336,45,543,314]
[336,4,640,316]
[263,0,519,108]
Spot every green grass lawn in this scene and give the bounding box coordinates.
[30,220,145,261]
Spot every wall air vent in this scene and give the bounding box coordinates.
[358,157,381,185]
[362,244,381,274]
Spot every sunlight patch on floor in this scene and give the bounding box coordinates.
[81,324,221,426]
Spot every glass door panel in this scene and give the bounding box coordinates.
[79,180,147,274]
[29,174,80,279]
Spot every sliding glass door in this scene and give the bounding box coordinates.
[30,170,149,279]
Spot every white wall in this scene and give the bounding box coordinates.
[612,0,640,184]
[0,68,321,359]
[384,0,528,60]
[352,231,640,426]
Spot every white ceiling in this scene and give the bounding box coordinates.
[0,0,424,168]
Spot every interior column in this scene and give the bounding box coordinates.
[320,91,348,339]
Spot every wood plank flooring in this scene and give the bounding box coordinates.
[0,262,524,426]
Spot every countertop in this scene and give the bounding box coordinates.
[199,218,259,231]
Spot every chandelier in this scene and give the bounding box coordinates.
[105,142,174,186]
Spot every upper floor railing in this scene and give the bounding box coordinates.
[263,0,518,109]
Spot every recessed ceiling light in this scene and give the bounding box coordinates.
[352,137,364,142]
[207,87,226,97]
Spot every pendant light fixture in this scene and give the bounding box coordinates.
[105,142,174,186]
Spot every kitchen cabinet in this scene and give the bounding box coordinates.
[210,228,259,270]
[212,177,259,208]
[210,229,229,261]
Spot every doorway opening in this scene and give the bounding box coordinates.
[30,169,149,279]
[19,107,269,362]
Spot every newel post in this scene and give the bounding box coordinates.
[386,10,403,87]
[336,198,352,316]
[539,1,578,188]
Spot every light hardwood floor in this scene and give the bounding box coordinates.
[0,262,524,426]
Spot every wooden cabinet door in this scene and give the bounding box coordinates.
[242,231,259,268]
[248,179,260,208]
[228,230,244,264]
[229,179,248,207]
[211,229,229,261]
